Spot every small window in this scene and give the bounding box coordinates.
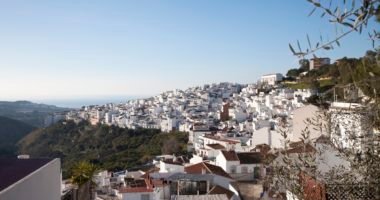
[241,166,248,173]
[230,165,237,173]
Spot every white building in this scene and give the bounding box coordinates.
[0,158,61,200]
[260,73,283,85]
[159,160,185,173]
[309,57,330,70]
[251,127,283,148]
[93,170,111,188]
[117,179,156,200]
[215,150,263,181]
[291,104,326,142]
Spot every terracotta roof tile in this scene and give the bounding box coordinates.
[206,144,226,150]
[185,162,232,179]
[236,152,262,164]
[221,150,239,161]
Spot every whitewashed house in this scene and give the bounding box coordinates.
[159,160,185,173]
[251,127,283,149]
[260,73,283,85]
[215,150,263,181]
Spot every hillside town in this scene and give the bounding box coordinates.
[1,0,379,199]
[56,57,375,199]
[2,54,379,200]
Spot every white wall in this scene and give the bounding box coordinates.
[212,175,240,199]
[215,152,240,174]
[189,155,204,164]
[121,192,154,200]
[291,105,324,142]
[0,159,61,200]
[94,170,110,188]
[159,161,184,173]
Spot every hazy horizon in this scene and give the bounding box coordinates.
[0,95,150,108]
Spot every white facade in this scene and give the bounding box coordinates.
[0,158,61,200]
[260,73,283,85]
[215,152,240,174]
[94,170,111,188]
[119,191,155,200]
[291,104,326,142]
[251,127,283,148]
[159,161,184,173]
[309,57,330,70]
[215,151,261,181]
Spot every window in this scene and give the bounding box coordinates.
[241,166,248,173]
[141,194,150,200]
[230,165,237,173]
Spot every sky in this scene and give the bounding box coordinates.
[0,0,377,101]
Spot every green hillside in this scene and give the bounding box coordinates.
[0,101,69,127]
[0,116,36,157]
[285,50,380,99]
[18,120,188,177]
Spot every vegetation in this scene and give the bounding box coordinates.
[0,101,68,127]
[285,79,334,90]
[0,116,36,157]
[286,59,310,78]
[285,50,379,98]
[17,120,188,178]
[270,0,380,199]
[71,161,98,186]
[289,0,379,57]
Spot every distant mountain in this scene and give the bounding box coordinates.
[0,116,36,158]
[18,120,188,178]
[0,101,69,127]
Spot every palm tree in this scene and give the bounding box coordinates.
[71,161,97,200]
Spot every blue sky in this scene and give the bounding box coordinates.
[0,0,376,100]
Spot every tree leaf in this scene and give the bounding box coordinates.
[307,34,312,49]
[289,44,296,55]
[297,40,302,52]
[308,7,317,17]
[342,22,354,28]
[323,46,331,50]
[326,8,333,16]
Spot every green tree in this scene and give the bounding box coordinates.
[71,161,97,186]
[299,59,310,72]
[270,1,380,199]
[289,0,380,57]
[286,68,301,78]
[309,80,320,91]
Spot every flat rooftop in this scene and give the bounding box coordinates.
[0,158,54,191]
